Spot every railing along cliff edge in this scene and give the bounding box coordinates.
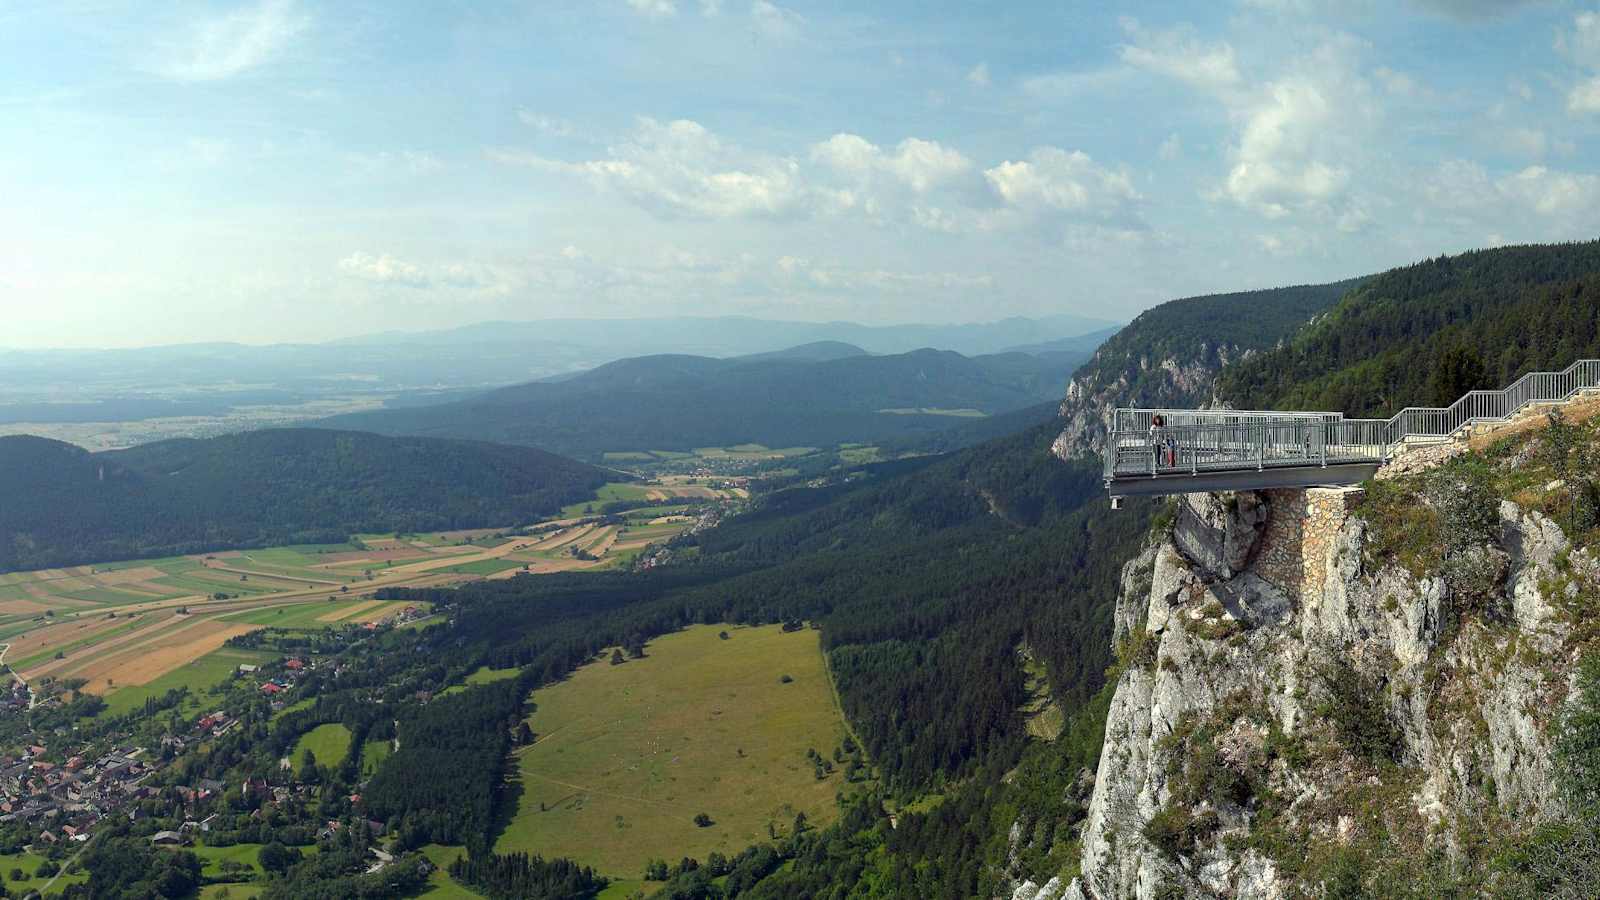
[1104,358,1600,486]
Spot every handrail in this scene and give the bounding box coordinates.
[1112,408,1342,433]
[1106,358,1600,485]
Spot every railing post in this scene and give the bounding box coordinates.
[1256,427,1264,472]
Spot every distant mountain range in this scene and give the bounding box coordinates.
[330,313,1120,358]
[0,314,1117,430]
[0,429,612,572]
[317,341,1107,459]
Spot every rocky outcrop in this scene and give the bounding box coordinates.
[1051,346,1246,463]
[1024,486,1581,900]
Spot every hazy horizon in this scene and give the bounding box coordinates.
[0,309,1120,353]
[7,1,1600,348]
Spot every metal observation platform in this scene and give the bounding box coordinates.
[1103,359,1600,499]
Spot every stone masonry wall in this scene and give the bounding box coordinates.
[1251,487,1364,601]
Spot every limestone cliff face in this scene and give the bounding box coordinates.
[1051,345,1245,463]
[1014,487,1582,900]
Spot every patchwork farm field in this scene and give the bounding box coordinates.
[99,645,278,718]
[494,624,857,878]
[0,483,732,737]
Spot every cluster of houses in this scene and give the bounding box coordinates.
[0,746,155,845]
[0,680,30,713]
[256,657,307,697]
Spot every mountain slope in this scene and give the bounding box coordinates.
[372,419,1157,900]
[0,429,612,572]
[735,340,869,362]
[318,345,1104,459]
[1051,278,1366,459]
[1218,240,1600,414]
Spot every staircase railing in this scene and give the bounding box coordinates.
[1105,358,1600,484]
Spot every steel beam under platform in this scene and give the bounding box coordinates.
[1105,462,1380,499]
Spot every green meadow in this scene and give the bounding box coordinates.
[493,624,855,879]
[294,723,352,768]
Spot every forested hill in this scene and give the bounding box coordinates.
[0,429,611,572]
[1050,277,1365,458]
[316,344,1104,459]
[367,411,1160,897]
[1218,240,1600,413]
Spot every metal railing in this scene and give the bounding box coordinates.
[1112,408,1342,433]
[1105,420,1386,479]
[1105,358,1600,484]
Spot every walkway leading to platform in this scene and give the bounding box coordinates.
[1104,359,1600,498]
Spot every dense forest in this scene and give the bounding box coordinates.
[317,345,1103,459]
[370,418,1157,898]
[1218,240,1600,414]
[1065,278,1363,411]
[0,428,611,572]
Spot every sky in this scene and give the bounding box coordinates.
[4,0,1600,348]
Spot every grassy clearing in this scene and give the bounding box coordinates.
[0,848,89,894]
[361,739,392,777]
[494,624,854,878]
[294,723,353,768]
[440,666,521,698]
[100,645,276,718]
[416,844,483,899]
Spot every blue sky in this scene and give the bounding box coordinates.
[4,0,1600,347]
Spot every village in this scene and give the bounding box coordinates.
[0,600,433,881]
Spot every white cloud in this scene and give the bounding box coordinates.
[338,253,431,287]
[1498,165,1600,216]
[337,253,512,294]
[491,119,1143,236]
[491,118,806,219]
[1126,24,1371,222]
[151,0,307,82]
[810,134,971,192]
[1559,12,1600,114]
[1224,78,1350,217]
[1568,75,1600,114]
[967,63,991,88]
[518,111,575,137]
[1119,18,1241,92]
[983,148,1142,222]
[751,1,803,39]
[626,0,677,19]
[1423,158,1600,226]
